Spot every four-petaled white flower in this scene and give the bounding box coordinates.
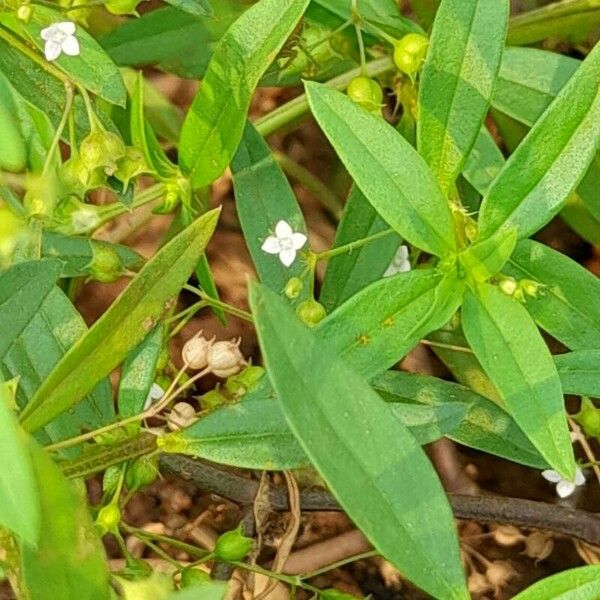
[143,382,165,411]
[541,467,585,498]
[261,220,307,267]
[383,244,411,277]
[40,21,80,62]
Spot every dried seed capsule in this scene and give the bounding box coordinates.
[182,332,214,370]
[207,339,246,378]
[523,532,554,561]
[167,402,197,431]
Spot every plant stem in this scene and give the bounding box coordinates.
[420,339,474,354]
[43,83,74,175]
[254,56,393,137]
[168,300,208,338]
[121,524,211,559]
[184,285,253,323]
[93,183,165,229]
[300,550,379,580]
[315,228,395,261]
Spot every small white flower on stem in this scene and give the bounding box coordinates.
[541,467,585,498]
[143,383,165,411]
[261,220,307,267]
[40,21,80,61]
[383,245,411,277]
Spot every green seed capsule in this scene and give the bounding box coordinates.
[393,33,429,77]
[96,503,121,534]
[214,526,253,561]
[575,398,600,439]
[124,456,158,491]
[346,76,383,113]
[86,245,124,283]
[180,568,212,588]
[284,276,304,299]
[296,299,327,327]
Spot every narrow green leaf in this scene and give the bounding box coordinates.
[20,209,220,433]
[512,565,600,600]
[250,282,468,600]
[372,371,547,468]
[21,443,111,600]
[167,581,227,600]
[164,0,213,18]
[42,231,144,278]
[478,43,600,240]
[418,0,508,194]
[459,227,517,283]
[118,325,164,421]
[317,269,463,379]
[179,0,310,188]
[461,127,505,196]
[462,284,575,479]
[0,379,39,545]
[505,240,600,351]
[231,122,309,305]
[319,186,401,312]
[555,351,600,398]
[305,82,456,256]
[408,0,441,29]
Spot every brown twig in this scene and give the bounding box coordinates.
[159,454,600,546]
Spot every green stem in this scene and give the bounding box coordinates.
[351,0,368,75]
[121,524,210,559]
[93,183,165,229]
[168,300,208,338]
[420,339,473,354]
[254,56,393,137]
[300,550,379,580]
[230,561,320,594]
[43,83,74,175]
[365,20,400,45]
[274,152,343,220]
[315,228,395,261]
[184,285,254,323]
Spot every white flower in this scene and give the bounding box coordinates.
[40,21,80,61]
[143,383,165,410]
[261,220,307,267]
[542,467,585,498]
[383,244,411,277]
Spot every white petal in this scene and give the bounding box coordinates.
[261,236,281,254]
[61,35,80,56]
[556,480,575,498]
[291,232,307,250]
[279,248,297,267]
[40,25,55,41]
[383,264,399,278]
[275,220,293,239]
[574,468,586,486]
[44,40,62,61]
[57,21,76,35]
[541,470,561,483]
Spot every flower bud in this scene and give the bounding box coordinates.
[182,332,214,369]
[284,276,304,299]
[296,298,327,327]
[16,3,33,21]
[499,276,517,296]
[520,278,541,298]
[154,177,190,215]
[347,76,384,113]
[393,33,429,77]
[86,245,124,283]
[96,503,121,534]
[167,402,197,431]
[207,339,247,378]
[125,455,158,491]
[180,568,212,588]
[574,398,600,439]
[523,532,554,561]
[214,526,253,561]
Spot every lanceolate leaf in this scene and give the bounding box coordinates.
[505,240,600,351]
[555,351,600,398]
[231,122,309,305]
[21,443,111,600]
[164,0,213,18]
[462,285,575,479]
[477,43,600,240]
[461,127,505,196]
[418,0,508,194]
[319,186,401,312]
[317,269,463,379]
[0,378,39,545]
[250,283,468,600]
[305,82,456,256]
[511,565,600,600]
[20,209,220,433]
[179,0,310,188]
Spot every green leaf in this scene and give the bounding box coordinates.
[0,379,39,545]
[459,227,517,283]
[250,282,468,600]
[164,0,213,18]
[20,209,220,433]
[417,0,508,194]
[408,0,441,28]
[21,443,111,600]
[118,325,164,422]
[42,231,144,278]
[7,7,126,107]
[372,371,547,468]
[505,240,600,351]
[462,284,575,479]
[461,127,505,196]
[317,269,463,379]
[555,351,600,398]
[305,82,456,256]
[231,122,309,305]
[511,565,600,600]
[319,186,401,312]
[162,384,467,470]
[478,43,600,240]
[167,581,227,600]
[179,0,310,188]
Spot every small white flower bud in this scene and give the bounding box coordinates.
[167,402,197,431]
[499,277,517,296]
[182,331,214,370]
[207,338,247,378]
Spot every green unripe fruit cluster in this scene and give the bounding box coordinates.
[86,245,124,283]
[214,526,253,561]
[393,33,429,77]
[296,298,327,327]
[347,76,383,113]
